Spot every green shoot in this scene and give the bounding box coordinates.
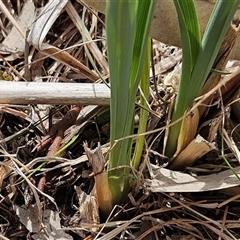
[106,0,155,205]
[166,0,240,159]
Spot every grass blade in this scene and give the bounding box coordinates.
[132,38,151,169]
[106,0,155,204]
[166,0,240,160]
[166,0,201,157]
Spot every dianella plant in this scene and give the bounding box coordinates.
[106,0,155,207]
[165,0,240,169]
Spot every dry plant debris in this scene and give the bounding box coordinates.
[0,0,240,239]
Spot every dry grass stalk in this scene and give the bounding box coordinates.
[0,81,110,105]
[27,0,102,81]
[84,142,113,219]
[65,2,109,74]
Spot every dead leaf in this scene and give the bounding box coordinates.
[16,204,73,240]
[0,159,13,190]
[27,0,99,81]
[0,1,36,60]
[145,163,240,192]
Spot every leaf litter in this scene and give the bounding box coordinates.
[0,0,240,239]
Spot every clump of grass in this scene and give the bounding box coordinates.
[165,0,240,167]
[105,0,155,207]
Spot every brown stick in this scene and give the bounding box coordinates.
[37,106,81,191]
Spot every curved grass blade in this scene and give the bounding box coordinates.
[166,0,240,159]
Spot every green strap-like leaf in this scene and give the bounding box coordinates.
[166,0,240,158]
[166,0,201,157]
[106,0,155,204]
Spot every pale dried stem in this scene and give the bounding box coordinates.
[84,142,113,219]
[0,81,110,105]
